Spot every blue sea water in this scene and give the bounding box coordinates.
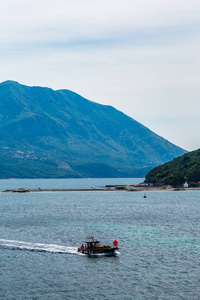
[0,179,199,300]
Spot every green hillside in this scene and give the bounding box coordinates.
[0,80,186,178]
[145,149,200,187]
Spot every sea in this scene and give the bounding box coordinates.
[0,178,199,300]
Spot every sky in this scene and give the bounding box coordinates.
[0,0,200,151]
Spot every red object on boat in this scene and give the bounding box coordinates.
[113,240,118,246]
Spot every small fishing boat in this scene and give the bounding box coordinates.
[77,236,119,256]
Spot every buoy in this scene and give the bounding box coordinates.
[113,240,118,246]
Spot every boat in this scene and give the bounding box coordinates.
[77,236,119,256]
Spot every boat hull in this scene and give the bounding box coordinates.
[78,251,118,256]
[77,247,118,256]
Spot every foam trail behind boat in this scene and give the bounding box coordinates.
[0,239,78,254]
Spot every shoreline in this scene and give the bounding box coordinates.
[2,187,200,193]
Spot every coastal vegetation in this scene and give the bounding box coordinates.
[145,148,200,187]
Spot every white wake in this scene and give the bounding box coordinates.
[0,239,78,254]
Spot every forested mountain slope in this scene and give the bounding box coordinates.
[0,81,186,178]
[145,149,200,186]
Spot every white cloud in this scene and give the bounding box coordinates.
[0,0,200,151]
[1,0,200,43]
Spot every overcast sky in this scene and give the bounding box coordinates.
[0,0,200,151]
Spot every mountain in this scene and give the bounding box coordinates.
[0,80,186,178]
[145,148,200,187]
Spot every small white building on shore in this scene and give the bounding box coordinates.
[183,181,189,188]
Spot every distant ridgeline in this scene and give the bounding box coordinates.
[0,80,186,178]
[145,149,200,187]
